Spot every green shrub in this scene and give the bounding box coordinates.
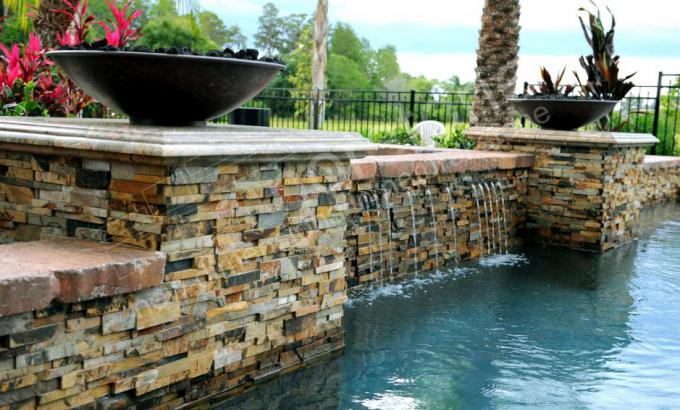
[433,124,476,149]
[369,127,422,146]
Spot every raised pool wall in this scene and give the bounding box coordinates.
[0,118,676,408]
[0,118,374,408]
[346,147,533,286]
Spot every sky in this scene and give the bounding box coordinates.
[199,0,680,87]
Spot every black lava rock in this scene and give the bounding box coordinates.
[91,39,108,49]
[56,42,281,65]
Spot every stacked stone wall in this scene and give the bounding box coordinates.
[345,169,528,287]
[0,148,350,408]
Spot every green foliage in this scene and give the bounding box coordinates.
[198,11,246,49]
[327,54,370,90]
[136,1,217,52]
[433,124,476,149]
[439,75,474,93]
[0,79,45,116]
[369,127,422,146]
[0,14,29,45]
[254,3,306,57]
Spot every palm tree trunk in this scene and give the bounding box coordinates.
[33,0,71,48]
[471,0,521,127]
[311,0,328,129]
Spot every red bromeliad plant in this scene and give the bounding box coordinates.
[0,0,145,117]
[0,33,88,116]
[99,0,143,48]
[55,0,97,47]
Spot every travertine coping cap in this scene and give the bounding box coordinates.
[351,149,534,180]
[467,126,659,147]
[0,117,377,163]
[0,239,165,317]
[643,155,680,170]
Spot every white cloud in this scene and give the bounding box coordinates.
[331,0,680,31]
[398,52,680,88]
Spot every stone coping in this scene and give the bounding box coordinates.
[0,239,165,317]
[467,126,659,147]
[0,117,377,162]
[643,155,680,170]
[350,149,534,180]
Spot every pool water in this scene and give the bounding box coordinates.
[216,204,680,409]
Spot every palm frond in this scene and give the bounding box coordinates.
[174,0,200,35]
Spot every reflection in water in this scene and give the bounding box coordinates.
[211,204,680,409]
[212,358,340,409]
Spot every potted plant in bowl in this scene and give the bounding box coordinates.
[46,0,284,127]
[511,3,635,130]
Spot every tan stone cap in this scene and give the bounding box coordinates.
[467,126,659,147]
[0,239,165,317]
[643,155,680,170]
[350,149,534,180]
[0,117,377,162]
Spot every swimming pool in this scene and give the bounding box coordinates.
[216,204,680,409]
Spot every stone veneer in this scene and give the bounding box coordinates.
[346,148,533,286]
[0,117,374,409]
[468,127,659,252]
[638,156,680,205]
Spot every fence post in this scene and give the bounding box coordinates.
[408,90,416,128]
[521,81,529,128]
[311,88,320,130]
[651,71,663,155]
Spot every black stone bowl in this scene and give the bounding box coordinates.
[510,98,619,130]
[47,50,285,126]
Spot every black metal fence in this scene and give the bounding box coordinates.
[213,72,680,155]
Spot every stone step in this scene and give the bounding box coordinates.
[0,239,165,317]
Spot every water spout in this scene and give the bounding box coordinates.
[425,188,440,271]
[478,183,494,254]
[489,183,503,253]
[361,192,374,287]
[496,182,509,253]
[471,185,485,256]
[405,190,419,277]
[383,191,395,280]
[479,182,496,253]
[371,191,385,286]
[445,186,459,263]
[482,182,497,254]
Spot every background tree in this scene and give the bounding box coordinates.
[222,25,246,50]
[198,10,245,49]
[470,0,520,127]
[137,0,216,51]
[254,2,306,57]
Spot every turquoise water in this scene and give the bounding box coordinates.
[216,204,680,409]
[340,204,680,409]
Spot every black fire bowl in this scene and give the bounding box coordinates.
[46,50,285,127]
[510,98,619,131]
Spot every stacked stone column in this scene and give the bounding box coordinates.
[468,127,658,252]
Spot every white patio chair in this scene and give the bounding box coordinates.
[415,120,446,147]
